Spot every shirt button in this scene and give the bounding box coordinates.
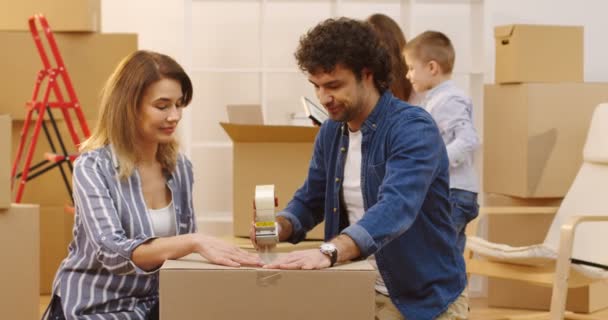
[372,123,377,128]
[340,147,346,152]
[333,208,337,213]
[335,177,340,182]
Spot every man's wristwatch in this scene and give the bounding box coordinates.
[319,243,338,267]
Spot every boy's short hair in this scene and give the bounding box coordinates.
[404,31,455,74]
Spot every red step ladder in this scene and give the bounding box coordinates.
[11,14,90,205]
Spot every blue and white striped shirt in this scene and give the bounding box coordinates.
[51,145,196,319]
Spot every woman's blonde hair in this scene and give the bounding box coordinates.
[80,50,193,179]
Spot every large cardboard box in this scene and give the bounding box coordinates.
[0,204,40,320]
[483,83,608,198]
[39,205,74,294]
[487,209,608,312]
[221,123,325,240]
[0,0,100,32]
[494,24,583,84]
[0,32,137,120]
[0,115,10,208]
[160,254,376,320]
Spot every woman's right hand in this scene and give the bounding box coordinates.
[191,234,263,267]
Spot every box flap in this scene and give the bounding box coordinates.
[161,254,374,271]
[220,122,318,143]
[494,24,515,38]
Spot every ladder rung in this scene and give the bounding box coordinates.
[44,152,79,163]
[64,204,75,215]
[26,101,78,109]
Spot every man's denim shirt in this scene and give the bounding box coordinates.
[278,92,467,320]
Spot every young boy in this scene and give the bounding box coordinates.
[403,31,480,254]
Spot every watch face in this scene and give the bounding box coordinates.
[320,243,336,253]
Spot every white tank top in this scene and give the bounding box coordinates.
[148,201,177,237]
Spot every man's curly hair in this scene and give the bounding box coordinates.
[295,17,392,93]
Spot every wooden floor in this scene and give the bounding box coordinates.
[39,295,608,319]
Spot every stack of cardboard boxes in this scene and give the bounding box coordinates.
[0,0,138,294]
[1,114,40,319]
[483,24,608,312]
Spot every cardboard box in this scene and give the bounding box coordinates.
[0,31,137,120]
[487,209,608,312]
[0,115,10,209]
[39,205,74,294]
[223,236,323,253]
[0,0,100,31]
[221,123,325,239]
[0,204,40,320]
[494,24,583,84]
[11,120,89,206]
[160,254,376,320]
[483,83,608,198]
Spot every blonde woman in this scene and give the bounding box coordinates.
[44,50,261,320]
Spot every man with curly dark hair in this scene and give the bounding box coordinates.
[253,18,468,320]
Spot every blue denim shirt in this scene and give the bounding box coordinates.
[278,91,466,320]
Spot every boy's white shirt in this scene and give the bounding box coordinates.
[418,79,480,192]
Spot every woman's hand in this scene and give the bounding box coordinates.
[191,234,263,267]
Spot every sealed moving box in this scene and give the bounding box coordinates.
[483,83,608,198]
[0,32,137,120]
[494,24,583,84]
[0,204,40,320]
[0,0,100,31]
[160,255,376,320]
[487,208,608,312]
[0,115,10,209]
[221,123,324,239]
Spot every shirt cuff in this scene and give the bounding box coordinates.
[129,236,160,275]
[341,224,378,258]
[276,211,305,244]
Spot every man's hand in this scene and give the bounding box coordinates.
[250,215,293,249]
[262,249,331,270]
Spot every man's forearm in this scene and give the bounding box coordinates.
[330,234,361,262]
[276,216,293,242]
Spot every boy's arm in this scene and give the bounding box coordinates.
[434,97,479,168]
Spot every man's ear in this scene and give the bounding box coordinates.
[361,68,374,83]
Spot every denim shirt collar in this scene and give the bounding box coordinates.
[344,90,393,135]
